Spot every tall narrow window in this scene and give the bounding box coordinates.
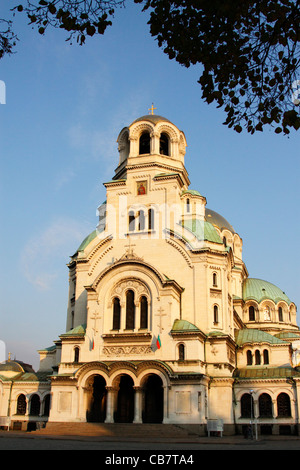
[178,343,185,361]
[278,306,283,322]
[263,349,269,364]
[129,211,135,231]
[247,350,253,365]
[148,208,154,230]
[213,305,219,324]
[255,350,261,365]
[140,296,148,329]
[186,198,190,213]
[213,272,217,287]
[74,347,80,363]
[139,131,150,154]
[126,290,135,329]
[138,210,145,231]
[113,297,121,330]
[249,306,255,321]
[160,132,169,155]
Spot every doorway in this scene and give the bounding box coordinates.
[87,375,107,422]
[142,374,163,423]
[115,375,134,423]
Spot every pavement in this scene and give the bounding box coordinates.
[1,430,300,451]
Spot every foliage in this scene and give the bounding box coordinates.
[0,19,18,59]
[1,0,300,134]
[135,0,300,134]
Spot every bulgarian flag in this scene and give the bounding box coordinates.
[156,334,161,349]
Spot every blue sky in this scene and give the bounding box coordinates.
[0,1,299,369]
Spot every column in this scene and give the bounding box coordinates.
[133,386,143,423]
[105,387,116,423]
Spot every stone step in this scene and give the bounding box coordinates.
[32,422,199,438]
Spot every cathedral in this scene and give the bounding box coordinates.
[1,112,300,436]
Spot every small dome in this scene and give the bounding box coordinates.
[243,278,291,305]
[130,114,172,126]
[0,360,35,373]
[205,208,235,233]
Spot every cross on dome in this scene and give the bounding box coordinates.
[148,103,157,115]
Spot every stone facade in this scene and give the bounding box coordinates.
[1,113,299,435]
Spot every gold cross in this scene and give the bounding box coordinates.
[148,103,157,115]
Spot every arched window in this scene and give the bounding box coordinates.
[148,208,154,230]
[213,305,219,324]
[126,290,135,329]
[213,272,217,287]
[139,131,150,154]
[113,297,121,330]
[178,343,185,361]
[17,394,27,415]
[259,393,273,418]
[30,394,41,416]
[140,296,148,329]
[74,346,80,363]
[249,305,255,321]
[247,350,253,365]
[278,306,283,322]
[43,394,51,417]
[255,350,261,365]
[277,393,291,417]
[263,349,269,364]
[159,132,169,155]
[129,211,135,232]
[138,210,145,231]
[241,393,254,418]
[186,198,190,213]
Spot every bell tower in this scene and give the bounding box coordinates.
[115,110,189,187]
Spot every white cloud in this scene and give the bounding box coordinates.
[20,217,91,291]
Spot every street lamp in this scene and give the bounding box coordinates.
[249,389,254,439]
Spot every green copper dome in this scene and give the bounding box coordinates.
[243,278,291,305]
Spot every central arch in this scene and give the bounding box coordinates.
[142,374,164,423]
[114,374,135,423]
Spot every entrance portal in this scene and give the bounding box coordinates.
[87,375,107,422]
[115,375,134,423]
[143,374,163,423]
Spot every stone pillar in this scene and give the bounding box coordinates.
[133,386,143,423]
[105,387,116,423]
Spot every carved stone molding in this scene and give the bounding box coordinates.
[102,345,153,356]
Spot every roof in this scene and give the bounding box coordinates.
[243,278,291,305]
[0,360,35,373]
[76,230,98,253]
[131,114,172,125]
[234,367,300,379]
[172,319,201,332]
[235,328,287,346]
[181,219,223,244]
[182,189,202,197]
[60,324,87,337]
[205,208,235,233]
